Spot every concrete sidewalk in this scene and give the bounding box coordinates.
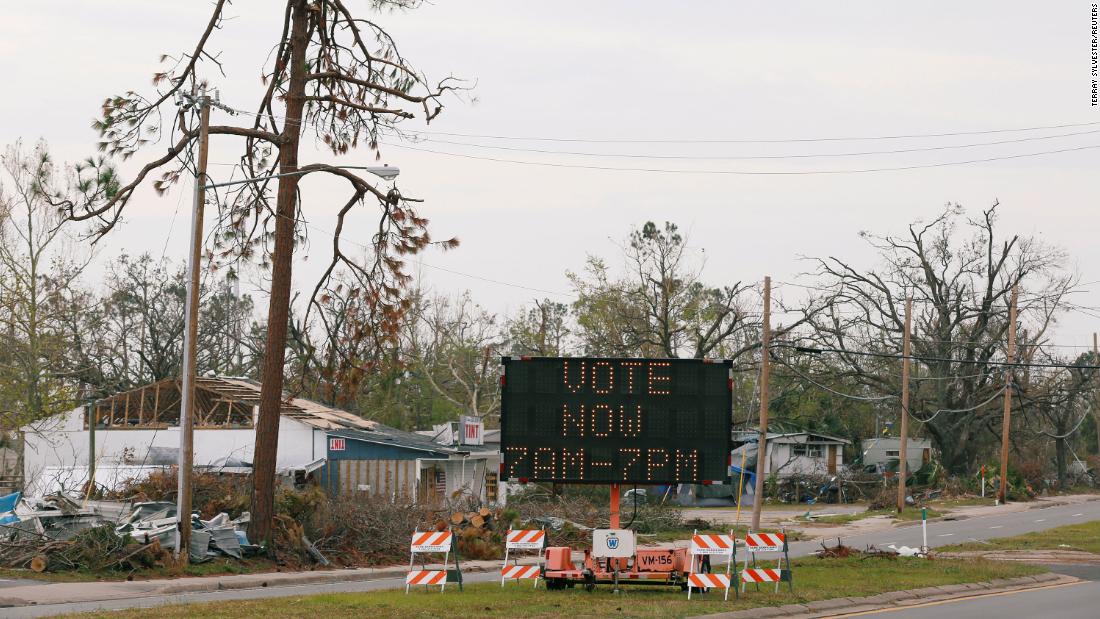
[0,555,541,608]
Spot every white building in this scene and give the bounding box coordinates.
[732,430,849,478]
[860,436,932,473]
[22,377,501,505]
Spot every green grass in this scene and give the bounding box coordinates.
[802,507,940,525]
[0,558,282,583]
[60,556,1042,619]
[941,519,1100,554]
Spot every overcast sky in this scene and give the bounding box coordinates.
[2,1,1098,348]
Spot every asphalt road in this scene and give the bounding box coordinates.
[830,580,1100,618]
[3,499,1099,618]
[787,498,1100,557]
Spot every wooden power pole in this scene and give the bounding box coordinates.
[896,296,913,513]
[997,284,1019,505]
[175,90,211,563]
[1093,333,1099,456]
[751,276,772,532]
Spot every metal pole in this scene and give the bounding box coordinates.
[896,296,912,513]
[751,276,772,531]
[87,399,96,498]
[997,284,1018,505]
[610,483,621,528]
[176,91,211,562]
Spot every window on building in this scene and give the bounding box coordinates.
[792,444,824,458]
[886,450,900,457]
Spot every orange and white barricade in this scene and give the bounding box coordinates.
[501,529,545,587]
[740,530,792,594]
[686,530,736,601]
[406,529,461,593]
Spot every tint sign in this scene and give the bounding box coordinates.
[500,357,732,484]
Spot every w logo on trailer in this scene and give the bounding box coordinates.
[686,530,737,601]
[740,530,793,595]
[407,529,461,594]
[501,529,546,588]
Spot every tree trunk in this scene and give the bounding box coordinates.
[249,0,309,546]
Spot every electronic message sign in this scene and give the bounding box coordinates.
[500,357,732,484]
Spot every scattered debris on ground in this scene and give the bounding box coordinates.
[814,537,929,560]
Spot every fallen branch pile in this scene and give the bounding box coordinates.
[0,525,168,573]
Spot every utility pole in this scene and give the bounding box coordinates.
[896,297,912,513]
[176,89,211,563]
[751,276,772,532]
[1093,333,1099,456]
[997,284,1018,505]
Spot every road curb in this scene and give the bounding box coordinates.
[156,562,506,595]
[0,559,526,608]
[690,572,1075,619]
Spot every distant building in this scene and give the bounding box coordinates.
[859,436,932,473]
[731,430,849,478]
[417,418,505,505]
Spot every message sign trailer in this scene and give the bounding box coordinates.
[500,357,733,485]
[503,356,733,592]
[406,529,463,594]
[740,530,793,594]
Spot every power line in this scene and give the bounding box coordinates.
[777,343,1100,370]
[907,386,1008,423]
[771,355,896,402]
[397,120,1100,144]
[385,142,1100,176]
[300,221,575,298]
[407,128,1100,161]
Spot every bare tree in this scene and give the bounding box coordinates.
[1015,343,1099,488]
[569,222,756,358]
[802,203,1077,474]
[405,292,500,423]
[56,1,463,543]
[0,140,90,428]
[506,299,572,357]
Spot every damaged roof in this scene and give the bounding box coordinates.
[196,377,379,431]
[84,375,380,431]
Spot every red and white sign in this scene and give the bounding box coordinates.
[690,533,735,556]
[410,531,453,553]
[741,568,784,583]
[461,415,483,446]
[406,570,447,586]
[506,529,546,550]
[328,437,346,451]
[688,572,732,589]
[744,532,785,553]
[501,565,540,580]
